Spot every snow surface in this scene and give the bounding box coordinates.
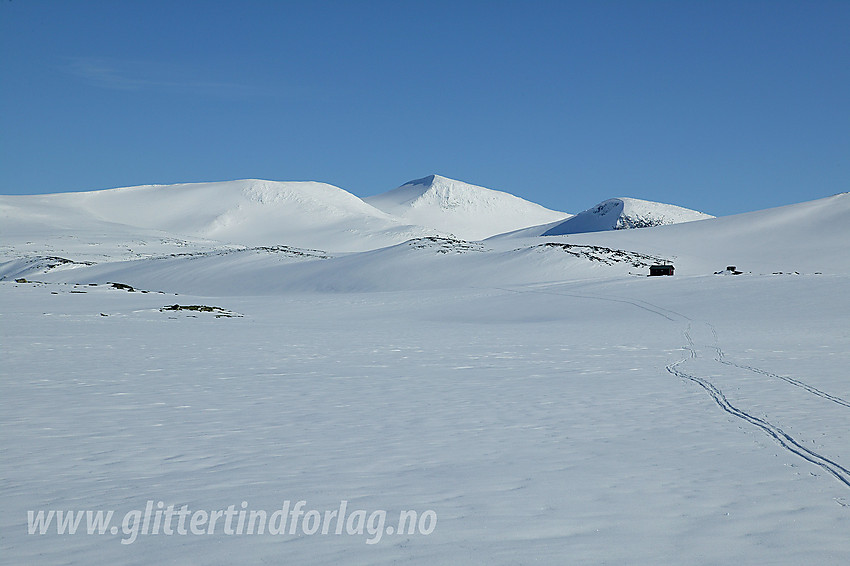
[365,175,569,240]
[2,187,849,565]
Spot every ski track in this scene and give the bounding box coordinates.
[489,285,685,322]
[496,284,850,490]
[531,284,850,411]
[668,327,850,489]
[705,324,850,409]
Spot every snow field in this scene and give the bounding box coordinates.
[2,274,848,565]
[2,184,849,564]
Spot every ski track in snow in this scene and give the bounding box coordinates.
[497,283,850,490]
[606,295,850,410]
[488,284,686,323]
[547,287,850,413]
[705,324,850,409]
[668,326,850,489]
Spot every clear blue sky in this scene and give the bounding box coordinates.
[1,0,847,216]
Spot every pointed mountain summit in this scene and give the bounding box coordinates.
[497,197,713,237]
[364,175,568,240]
[542,197,713,236]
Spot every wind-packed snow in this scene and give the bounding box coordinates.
[2,185,849,565]
[365,175,569,240]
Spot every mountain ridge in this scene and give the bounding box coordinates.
[3,176,722,253]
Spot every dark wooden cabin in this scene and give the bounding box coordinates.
[649,265,675,276]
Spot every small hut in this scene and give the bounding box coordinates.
[649,264,675,276]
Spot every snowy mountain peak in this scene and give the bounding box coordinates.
[401,174,441,187]
[400,174,463,187]
[384,174,504,210]
[540,196,713,236]
[365,175,568,240]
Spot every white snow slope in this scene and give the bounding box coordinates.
[365,175,569,240]
[501,196,713,237]
[0,179,439,253]
[2,190,849,565]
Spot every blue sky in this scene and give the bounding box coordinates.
[1,0,847,216]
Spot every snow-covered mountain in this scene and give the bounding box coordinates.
[365,174,569,240]
[2,177,716,257]
[499,197,712,238]
[3,176,842,291]
[0,176,569,253]
[0,179,438,253]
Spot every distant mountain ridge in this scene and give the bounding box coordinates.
[1,176,714,253]
[9,191,848,293]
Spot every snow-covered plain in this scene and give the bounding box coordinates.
[1,183,849,565]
